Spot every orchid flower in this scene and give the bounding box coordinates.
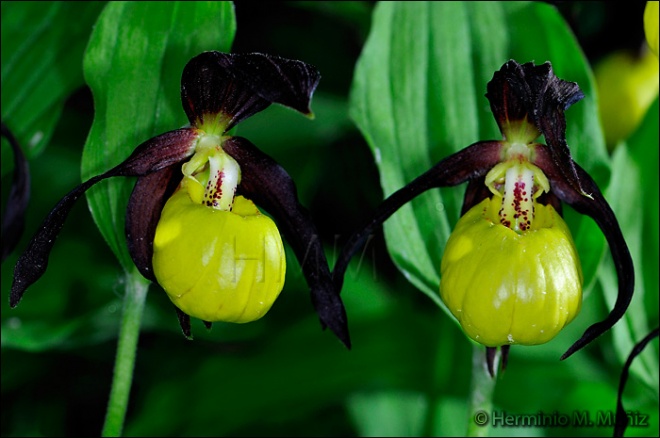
[333,60,634,375]
[10,51,350,346]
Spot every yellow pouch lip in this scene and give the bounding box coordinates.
[153,188,286,323]
[440,197,583,347]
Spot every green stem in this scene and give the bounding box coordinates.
[101,268,150,437]
[466,344,497,437]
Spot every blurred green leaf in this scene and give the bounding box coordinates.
[600,97,659,388]
[1,1,105,175]
[347,390,428,437]
[349,1,609,318]
[80,1,236,270]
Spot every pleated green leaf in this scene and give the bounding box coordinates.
[349,1,609,314]
[80,1,236,270]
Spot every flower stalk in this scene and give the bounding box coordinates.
[101,269,150,437]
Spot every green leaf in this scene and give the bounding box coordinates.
[0,1,106,176]
[80,1,236,271]
[347,391,429,437]
[600,97,659,388]
[349,1,609,316]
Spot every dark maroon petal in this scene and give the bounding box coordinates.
[333,141,504,292]
[533,147,634,360]
[126,165,182,282]
[11,173,107,307]
[1,123,30,263]
[115,128,200,176]
[11,129,199,308]
[181,52,321,132]
[614,328,659,437]
[222,136,350,349]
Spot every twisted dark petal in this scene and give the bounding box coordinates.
[533,147,634,360]
[11,129,199,307]
[222,136,350,348]
[614,328,659,437]
[114,129,200,176]
[333,141,504,292]
[126,165,182,282]
[181,52,321,132]
[1,123,30,263]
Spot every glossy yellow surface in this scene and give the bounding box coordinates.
[439,197,583,346]
[645,1,659,56]
[153,188,286,323]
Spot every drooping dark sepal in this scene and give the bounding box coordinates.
[126,164,182,282]
[533,147,634,360]
[222,136,350,348]
[1,122,30,263]
[614,327,659,437]
[11,129,199,307]
[333,141,504,292]
[485,345,510,378]
[174,305,193,340]
[181,51,321,133]
[486,60,586,196]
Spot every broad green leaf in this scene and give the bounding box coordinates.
[0,1,106,176]
[601,97,659,388]
[349,1,609,317]
[80,1,236,271]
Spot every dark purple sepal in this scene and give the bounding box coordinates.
[333,141,504,292]
[486,61,541,142]
[11,129,199,308]
[126,165,182,282]
[174,306,193,340]
[1,123,30,263]
[222,136,350,349]
[487,60,586,196]
[533,147,634,360]
[181,52,321,133]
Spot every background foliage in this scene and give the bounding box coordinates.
[1,1,658,436]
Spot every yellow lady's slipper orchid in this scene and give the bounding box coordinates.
[153,172,286,323]
[334,60,634,375]
[441,151,583,347]
[11,52,350,347]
